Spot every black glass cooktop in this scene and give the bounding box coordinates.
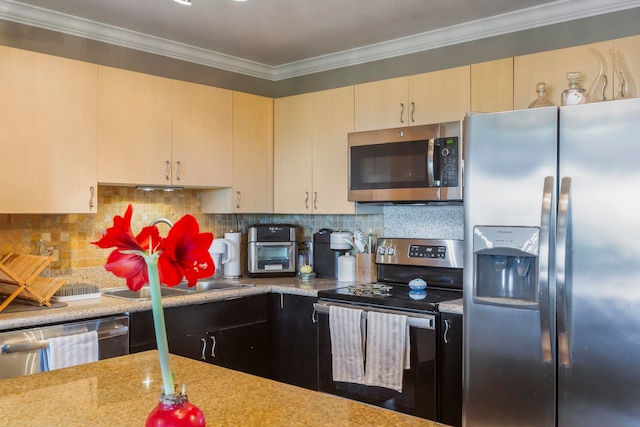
[317,283,462,313]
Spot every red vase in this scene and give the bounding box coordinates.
[146,392,206,427]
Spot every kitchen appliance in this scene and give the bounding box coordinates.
[348,122,462,203]
[463,98,640,426]
[313,229,349,279]
[247,224,297,277]
[209,238,233,280]
[222,231,242,278]
[315,238,463,421]
[0,315,129,379]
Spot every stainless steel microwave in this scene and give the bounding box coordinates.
[348,121,463,203]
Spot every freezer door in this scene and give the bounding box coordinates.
[463,107,558,427]
[557,98,640,426]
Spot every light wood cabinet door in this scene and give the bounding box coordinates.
[0,46,97,213]
[274,93,314,213]
[202,92,274,213]
[409,65,471,124]
[471,58,514,113]
[311,86,355,214]
[172,80,232,187]
[98,66,172,186]
[354,77,408,131]
[514,41,614,109]
[612,35,639,100]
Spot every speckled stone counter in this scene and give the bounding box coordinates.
[0,351,449,426]
[438,298,463,315]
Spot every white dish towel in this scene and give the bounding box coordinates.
[365,311,410,392]
[329,305,366,385]
[41,330,99,371]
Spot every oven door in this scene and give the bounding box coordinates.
[314,301,437,420]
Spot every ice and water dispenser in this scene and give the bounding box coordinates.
[473,226,540,307]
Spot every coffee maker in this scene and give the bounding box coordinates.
[313,229,350,279]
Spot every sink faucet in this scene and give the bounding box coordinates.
[150,218,174,228]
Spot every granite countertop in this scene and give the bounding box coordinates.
[0,267,463,331]
[0,350,448,426]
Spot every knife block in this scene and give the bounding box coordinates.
[356,253,377,284]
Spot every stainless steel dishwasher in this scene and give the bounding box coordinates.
[0,315,129,379]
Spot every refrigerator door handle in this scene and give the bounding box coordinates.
[557,177,572,366]
[538,176,554,362]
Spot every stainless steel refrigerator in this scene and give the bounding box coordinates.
[462,97,640,427]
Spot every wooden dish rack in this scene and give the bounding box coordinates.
[0,253,67,312]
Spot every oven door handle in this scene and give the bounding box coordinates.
[313,302,435,330]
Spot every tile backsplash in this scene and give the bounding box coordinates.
[0,186,382,271]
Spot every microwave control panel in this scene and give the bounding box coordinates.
[436,137,459,187]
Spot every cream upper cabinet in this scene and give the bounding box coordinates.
[0,46,97,213]
[355,67,470,131]
[471,58,514,113]
[202,92,273,213]
[408,65,471,124]
[98,66,232,187]
[612,35,639,100]
[98,66,172,186]
[354,77,408,131]
[274,86,355,214]
[172,80,232,187]
[514,41,614,109]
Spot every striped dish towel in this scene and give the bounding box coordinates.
[42,330,99,371]
[364,311,409,392]
[329,305,366,385]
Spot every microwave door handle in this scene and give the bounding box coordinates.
[427,138,435,186]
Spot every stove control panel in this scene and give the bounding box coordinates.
[376,238,463,268]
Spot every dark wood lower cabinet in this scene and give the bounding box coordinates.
[269,293,318,390]
[438,312,463,427]
[129,294,272,378]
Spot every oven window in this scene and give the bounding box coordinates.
[257,246,291,270]
[350,140,429,190]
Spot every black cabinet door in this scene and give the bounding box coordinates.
[211,322,271,378]
[169,332,210,362]
[438,312,462,427]
[270,293,318,390]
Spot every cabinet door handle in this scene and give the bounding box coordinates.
[313,191,318,210]
[210,336,216,358]
[444,319,452,344]
[89,186,95,211]
[165,160,171,181]
[235,191,241,209]
[200,337,207,360]
[410,101,415,123]
[175,161,181,181]
[400,102,405,123]
[305,191,309,209]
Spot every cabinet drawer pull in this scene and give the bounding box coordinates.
[211,336,216,358]
[400,102,404,123]
[165,160,171,181]
[444,319,452,344]
[200,337,207,360]
[305,191,309,209]
[176,161,182,181]
[89,186,95,211]
[410,101,415,123]
[313,191,318,210]
[236,191,241,209]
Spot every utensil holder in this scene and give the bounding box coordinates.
[356,253,377,284]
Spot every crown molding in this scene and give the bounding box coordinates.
[0,0,639,81]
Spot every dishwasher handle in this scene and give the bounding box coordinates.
[1,325,129,354]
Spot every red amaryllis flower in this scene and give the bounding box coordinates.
[92,205,214,291]
[93,205,161,291]
[157,214,214,287]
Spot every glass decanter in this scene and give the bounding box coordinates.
[528,82,555,108]
[561,71,587,106]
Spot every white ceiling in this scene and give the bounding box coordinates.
[0,0,639,80]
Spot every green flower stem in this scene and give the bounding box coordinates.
[145,254,175,396]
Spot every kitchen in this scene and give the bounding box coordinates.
[1,1,640,426]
